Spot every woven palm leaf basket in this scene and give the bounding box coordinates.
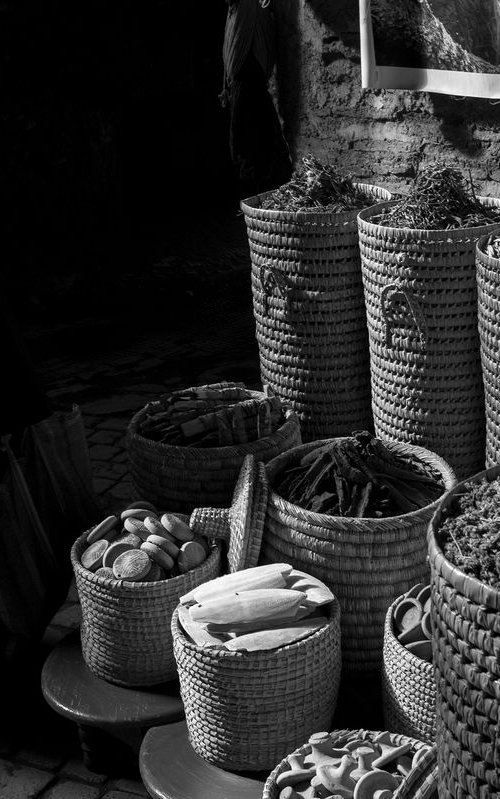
[171,595,341,772]
[382,594,436,745]
[260,438,456,672]
[428,464,500,799]
[126,384,300,514]
[262,728,437,799]
[241,183,391,443]
[358,197,500,480]
[476,233,500,468]
[71,456,268,687]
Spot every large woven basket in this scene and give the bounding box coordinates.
[358,198,500,480]
[476,234,500,467]
[428,464,500,799]
[171,597,342,771]
[261,438,456,672]
[126,390,300,514]
[382,594,436,744]
[262,728,437,799]
[241,183,391,443]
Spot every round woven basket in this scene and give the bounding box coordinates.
[171,597,342,771]
[261,438,456,672]
[428,464,500,799]
[241,183,391,443]
[382,594,436,744]
[71,531,221,687]
[262,728,437,799]
[126,394,300,514]
[358,198,500,480]
[476,235,500,468]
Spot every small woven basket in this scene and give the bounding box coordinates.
[382,594,436,744]
[428,464,500,799]
[71,532,221,687]
[126,389,300,513]
[171,597,342,771]
[476,234,500,468]
[261,438,456,672]
[358,198,500,480]
[262,728,437,799]
[241,183,391,442]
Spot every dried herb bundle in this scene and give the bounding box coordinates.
[274,431,444,518]
[439,477,500,589]
[138,382,284,448]
[261,154,371,213]
[378,162,500,230]
[482,232,500,259]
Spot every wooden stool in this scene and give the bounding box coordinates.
[140,721,266,799]
[41,632,184,774]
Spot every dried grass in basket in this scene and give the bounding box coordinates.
[241,183,391,443]
[126,387,300,514]
[171,597,342,772]
[261,438,456,672]
[476,234,500,468]
[357,197,500,480]
[428,464,500,799]
[382,595,436,745]
[262,728,437,799]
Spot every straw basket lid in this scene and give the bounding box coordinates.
[190,454,268,572]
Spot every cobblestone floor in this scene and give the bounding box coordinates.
[1,291,262,797]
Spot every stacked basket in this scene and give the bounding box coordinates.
[476,233,500,467]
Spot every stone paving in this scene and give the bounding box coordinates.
[1,294,262,797]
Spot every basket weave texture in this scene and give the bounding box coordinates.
[262,728,437,799]
[358,198,500,480]
[171,598,342,771]
[382,594,436,744]
[428,465,500,799]
[126,392,300,514]
[241,184,391,443]
[476,236,500,468]
[261,438,456,672]
[71,531,221,687]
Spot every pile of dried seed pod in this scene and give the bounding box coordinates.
[391,583,432,663]
[482,232,500,259]
[274,729,433,799]
[79,500,210,582]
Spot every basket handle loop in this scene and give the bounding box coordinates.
[380,282,427,349]
[259,264,294,316]
[190,506,230,542]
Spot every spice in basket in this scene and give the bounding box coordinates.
[272,729,433,798]
[481,231,500,258]
[137,381,284,447]
[391,583,432,663]
[376,162,500,230]
[260,154,375,213]
[79,501,210,582]
[273,431,444,518]
[438,476,500,589]
[177,564,335,651]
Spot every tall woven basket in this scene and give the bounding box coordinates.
[262,728,437,799]
[358,198,500,480]
[126,390,300,514]
[382,594,436,744]
[261,438,456,672]
[171,597,342,772]
[428,465,500,799]
[241,183,391,443]
[476,234,500,467]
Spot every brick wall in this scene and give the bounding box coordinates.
[272,0,500,195]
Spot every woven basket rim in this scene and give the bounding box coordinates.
[127,401,300,458]
[240,182,392,222]
[476,232,500,265]
[262,727,435,799]
[266,437,456,527]
[427,463,500,610]
[171,596,341,661]
[71,529,221,592]
[358,195,500,237]
[384,593,434,674]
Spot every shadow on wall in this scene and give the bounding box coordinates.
[270,0,302,162]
